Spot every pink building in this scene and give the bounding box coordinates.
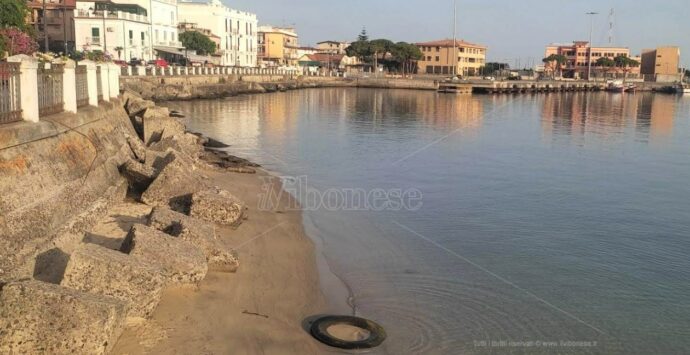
[544,41,641,79]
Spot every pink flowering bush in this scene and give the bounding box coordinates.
[0,27,38,56]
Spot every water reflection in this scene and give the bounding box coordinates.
[165,90,690,354]
[541,93,678,145]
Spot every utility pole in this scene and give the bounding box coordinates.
[452,0,458,77]
[42,0,48,52]
[586,12,598,81]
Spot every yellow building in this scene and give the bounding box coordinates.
[258,26,299,67]
[641,46,681,82]
[416,39,487,76]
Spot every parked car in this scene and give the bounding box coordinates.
[147,59,169,68]
[483,76,496,81]
[128,58,145,66]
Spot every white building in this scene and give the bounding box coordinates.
[178,0,258,67]
[74,1,153,61]
[150,0,182,52]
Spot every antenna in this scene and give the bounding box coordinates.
[608,8,614,45]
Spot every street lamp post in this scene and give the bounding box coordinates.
[586,12,598,81]
[452,0,458,77]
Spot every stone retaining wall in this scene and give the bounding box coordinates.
[0,100,134,282]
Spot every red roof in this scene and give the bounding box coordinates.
[307,53,344,62]
[415,39,486,49]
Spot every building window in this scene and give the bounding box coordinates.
[435,56,439,62]
[129,30,133,45]
[91,27,100,44]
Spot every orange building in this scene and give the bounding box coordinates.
[544,41,640,79]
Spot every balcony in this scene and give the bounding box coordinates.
[84,36,101,46]
[74,9,148,23]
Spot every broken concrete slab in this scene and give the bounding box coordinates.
[126,134,147,163]
[148,133,203,159]
[141,107,186,145]
[148,207,239,272]
[61,244,165,318]
[140,150,208,211]
[121,224,208,284]
[190,187,247,227]
[125,98,155,117]
[0,280,128,355]
[120,158,157,190]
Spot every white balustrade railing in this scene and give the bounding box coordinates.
[1,55,120,124]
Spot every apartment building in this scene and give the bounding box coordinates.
[544,41,640,79]
[641,46,681,82]
[73,1,152,60]
[315,40,350,55]
[416,39,487,76]
[27,0,76,53]
[178,0,258,67]
[258,26,299,67]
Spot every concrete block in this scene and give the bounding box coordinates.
[126,134,147,163]
[61,244,165,318]
[125,98,155,117]
[142,108,186,145]
[141,150,207,211]
[121,224,208,284]
[148,133,203,159]
[0,280,128,355]
[148,207,239,272]
[120,158,156,190]
[190,187,246,227]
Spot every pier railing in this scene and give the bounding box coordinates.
[0,62,22,124]
[0,56,120,124]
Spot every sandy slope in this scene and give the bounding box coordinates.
[110,169,335,354]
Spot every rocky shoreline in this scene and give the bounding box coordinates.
[0,92,328,354]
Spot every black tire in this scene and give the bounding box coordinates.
[309,315,386,350]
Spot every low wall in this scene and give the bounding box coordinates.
[120,75,440,101]
[0,101,134,281]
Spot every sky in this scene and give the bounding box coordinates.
[228,0,690,69]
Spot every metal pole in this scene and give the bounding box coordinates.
[42,0,49,51]
[103,11,107,54]
[586,12,598,81]
[453,0,457,77]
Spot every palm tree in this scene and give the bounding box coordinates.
[114,46,124,60]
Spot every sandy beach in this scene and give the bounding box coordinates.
[92,166,337,354]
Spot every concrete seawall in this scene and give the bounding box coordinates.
[120,75,438,101]
[0,101,134,281]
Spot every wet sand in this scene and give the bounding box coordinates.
[109,168,343,354]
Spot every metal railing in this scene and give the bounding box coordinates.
[96,66,103,102]
[37,64,64,117]
[0,62,22,124]
[76,65,89,107]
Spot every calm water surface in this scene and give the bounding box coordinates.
[167,89,690,354]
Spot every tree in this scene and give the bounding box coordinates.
[543,54,567,78]
[114,46,124,59]
[390,42,422,75]
[614,55,640,78]
[357,27,368,42]
[179,31,216,56]
[595,57,616,77]
[0,0,31,32]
